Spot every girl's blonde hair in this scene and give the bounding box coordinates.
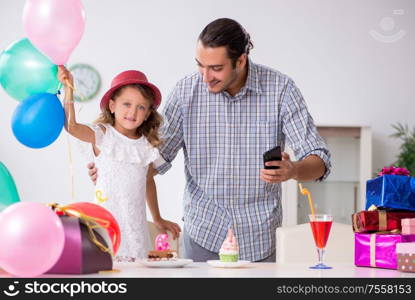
[94,84,163,147]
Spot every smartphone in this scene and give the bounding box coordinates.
[263,146,282,169]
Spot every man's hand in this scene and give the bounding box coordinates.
[260,152,298,183]
[87,162,98,185]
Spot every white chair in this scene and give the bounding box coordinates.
[147,221,182,256]
[276,222,354,264]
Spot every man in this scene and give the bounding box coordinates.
[89,18,331,262]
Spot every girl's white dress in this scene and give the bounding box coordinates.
[88,123,163,262]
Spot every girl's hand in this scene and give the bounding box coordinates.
[87,162,98,185]
[153,218,181,240]
[57,65,74,86]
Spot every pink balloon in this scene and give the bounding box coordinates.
[22,0,86,65]
[0,202,65,277]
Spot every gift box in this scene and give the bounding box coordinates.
[47,216,113,274]
[402,218,415,235]
[396,242,415,272]
[352,210,415,233]
[365,175,415,211]
[354,233,415,269]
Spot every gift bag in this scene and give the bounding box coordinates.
[47,215,113,274]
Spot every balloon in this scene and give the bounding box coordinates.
[0,38,60,101]
[12,93,64,148]
[0,162,20,212]
[23,0,86,65]
[0,202,65,277]
[65,202,121,255]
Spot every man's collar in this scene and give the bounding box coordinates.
[244,58,262,95]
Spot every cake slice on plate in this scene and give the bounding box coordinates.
[147,233,178,261]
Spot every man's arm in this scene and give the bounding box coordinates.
[154,84,185,175]
[260,78,331,184]
[261,153,326,183]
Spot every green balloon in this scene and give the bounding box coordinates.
[0,162,20,212]
[0,38,60,101]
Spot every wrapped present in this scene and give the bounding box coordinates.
[354,233,415,269]
[47,215,113,274]
[397,242,415,272]
[365,174,415,211]
[64,202,121,254]
[402,218,415,235]
[352,210,415,233]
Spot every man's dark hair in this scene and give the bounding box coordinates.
[198,18,254,67]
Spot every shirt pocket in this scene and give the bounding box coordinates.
[227,120,278,199]
[229,120,277,168]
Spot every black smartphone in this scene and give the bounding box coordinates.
[263,146,282,169]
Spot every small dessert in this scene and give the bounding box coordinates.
[147,233,178,261]
[147,250,177,261]
[219,228,239,262]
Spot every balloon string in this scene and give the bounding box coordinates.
[66,134,75,201]
[62,78,86,202]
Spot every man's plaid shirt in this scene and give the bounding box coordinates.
[155,60,331,261]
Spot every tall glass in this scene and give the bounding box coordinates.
[308,214,333,269]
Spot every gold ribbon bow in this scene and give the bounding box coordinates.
[48,203,114,257]
[95,190,108,204]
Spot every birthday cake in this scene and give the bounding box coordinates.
[219,229,239,262]
[147,233,177,261]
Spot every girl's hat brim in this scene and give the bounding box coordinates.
[99,70,161,111]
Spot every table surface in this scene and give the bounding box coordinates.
[26,262,415,278]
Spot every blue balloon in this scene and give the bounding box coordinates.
[12,93,64,148]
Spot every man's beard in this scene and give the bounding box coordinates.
[210,69,238,94]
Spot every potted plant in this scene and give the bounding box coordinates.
[390,123,415,174]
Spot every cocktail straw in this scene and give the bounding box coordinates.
[298,183,315,217]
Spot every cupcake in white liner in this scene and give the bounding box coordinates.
[219,229,239,262]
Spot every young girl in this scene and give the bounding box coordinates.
[58,66,181,262]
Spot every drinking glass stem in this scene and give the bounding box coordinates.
[317,248,325,265]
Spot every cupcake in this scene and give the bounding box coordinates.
[219,229,239,262]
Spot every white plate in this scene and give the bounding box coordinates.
[207,260,251,268]
[137,259,193,268]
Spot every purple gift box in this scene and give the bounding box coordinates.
[47,216,113,274]
[354,233,415,269]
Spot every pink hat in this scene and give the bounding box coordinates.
[100,70,161,111]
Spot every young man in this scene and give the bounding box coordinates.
[89,18,331,262]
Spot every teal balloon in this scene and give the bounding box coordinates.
[0,162,20,212]
[0,38,60,101]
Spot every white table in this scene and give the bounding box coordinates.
[35,263,415,278]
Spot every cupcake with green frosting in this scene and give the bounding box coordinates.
[219,229,239,262]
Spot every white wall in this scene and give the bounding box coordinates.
[1,0,414,227]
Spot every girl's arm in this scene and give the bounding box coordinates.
[146,165,181,239]
[58,66,95,144]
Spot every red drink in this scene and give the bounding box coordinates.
[310,220,332,249]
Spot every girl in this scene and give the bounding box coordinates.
[58,66,181,262]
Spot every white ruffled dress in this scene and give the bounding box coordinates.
[88,123,162,262]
